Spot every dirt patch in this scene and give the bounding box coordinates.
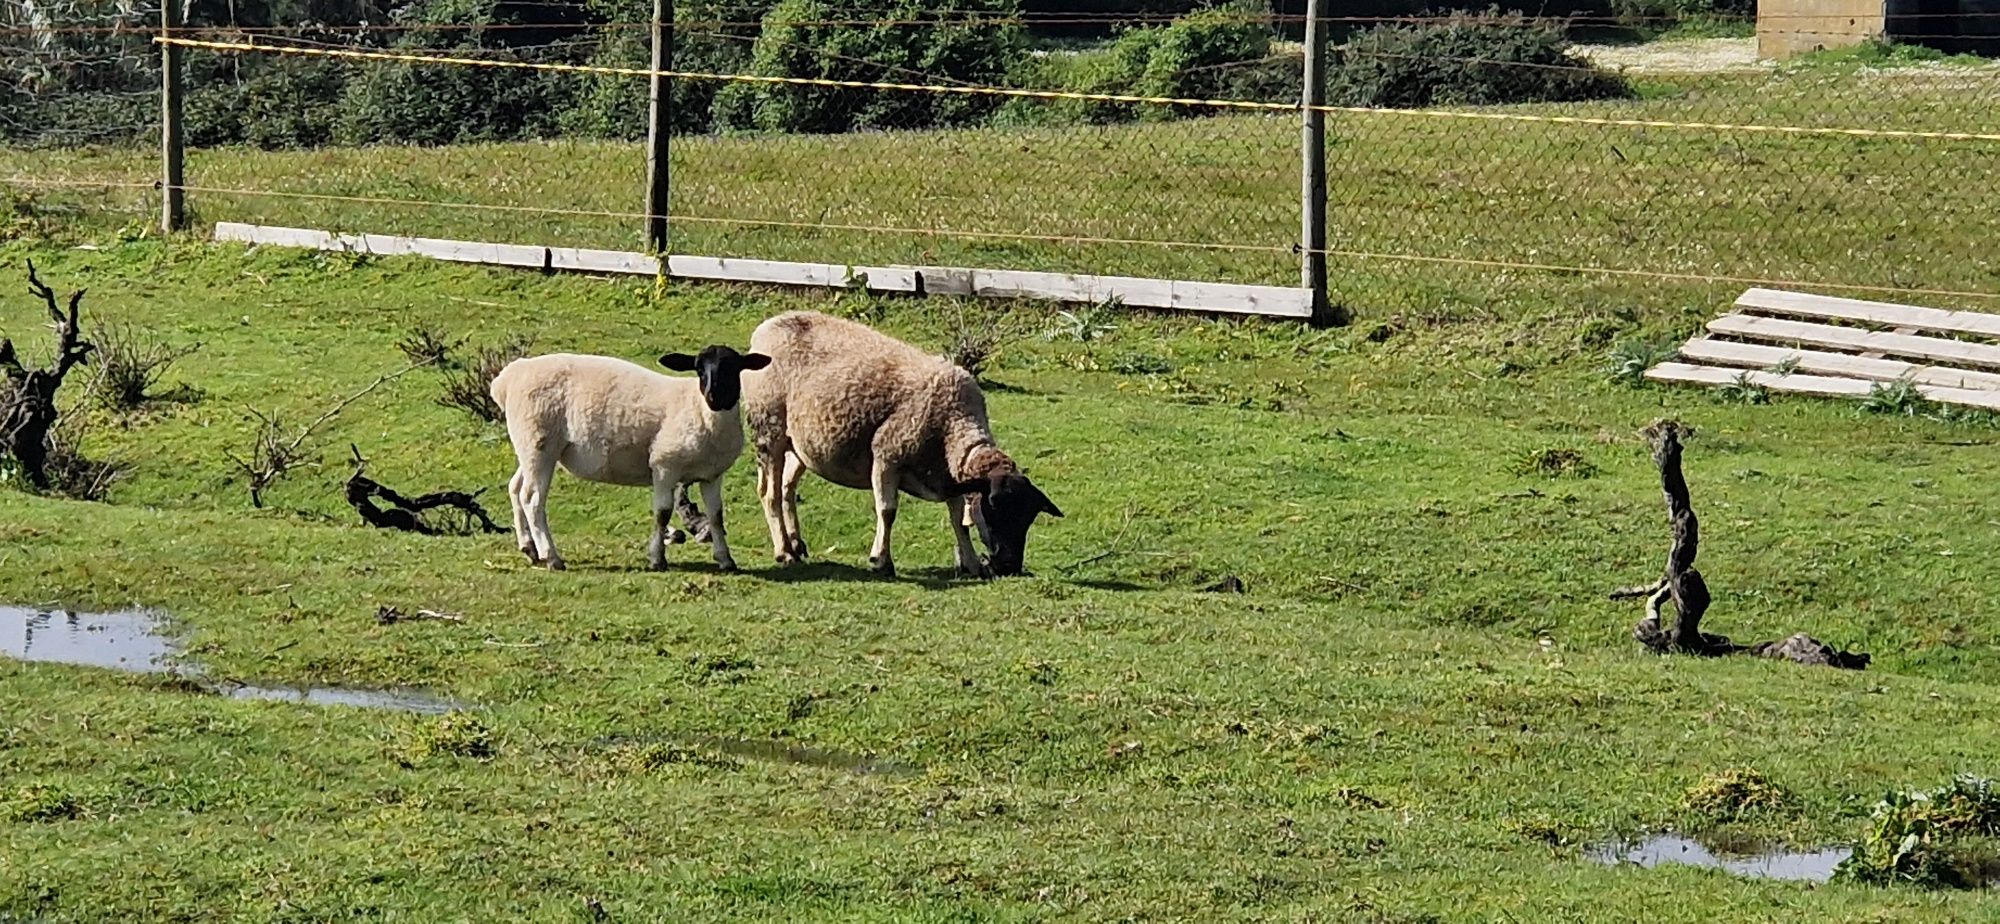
[1573,38,1768,75]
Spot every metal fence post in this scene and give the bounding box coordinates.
[160,0,185,233]
[1299,0,1344,326]
[644,0,674,253]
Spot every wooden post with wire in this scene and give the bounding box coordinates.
[1299,0,1343,327]
[643,0,674,253]
[160,0,186,233]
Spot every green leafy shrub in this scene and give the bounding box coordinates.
[559,0,778,138]
[1609,0,1754,26]
[188,59,350,149]
[715,0,1024,134]
[1329,10,1633,109]
[998,2,1286,127]
[1837,776,2000,888]
[335,0,586,145]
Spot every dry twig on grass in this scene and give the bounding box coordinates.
[346,445,508,536]
[225,361,430,508]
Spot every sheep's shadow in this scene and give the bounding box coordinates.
[743,561,937,587]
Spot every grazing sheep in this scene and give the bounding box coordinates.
[489,346,770,573]
[744,311,1062,578]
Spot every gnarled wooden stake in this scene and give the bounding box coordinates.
[1617,419,1869,670]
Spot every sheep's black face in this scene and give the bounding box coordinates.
[660,345,772,412]
[979,471,1063,577]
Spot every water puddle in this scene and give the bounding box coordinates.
[2,606,463,714]
[1587,834,1852,883]
[594,733,918,777]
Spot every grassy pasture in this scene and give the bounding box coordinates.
[5,51,2000,923]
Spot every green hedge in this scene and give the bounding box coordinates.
[1328,11,1633,108]
[712,0,1024,134]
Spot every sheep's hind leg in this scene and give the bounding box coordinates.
[757,451,794,565]
[868,460,899,577]
[779,451,809,560]
[518,449,564,571]
[700,478,737,573]
[507,469,539,564]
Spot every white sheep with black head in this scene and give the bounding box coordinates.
[489,345,770,572]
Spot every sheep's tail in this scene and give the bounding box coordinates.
[488,358,518,413]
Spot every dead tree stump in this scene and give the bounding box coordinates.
[0,261,93,488]
[1615,419,1869,670]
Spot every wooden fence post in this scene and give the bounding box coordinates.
[644,0,674,253]
[1299,0,1344,326]
[160,0,185,233]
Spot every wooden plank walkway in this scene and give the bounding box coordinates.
[1649,288,2000,411]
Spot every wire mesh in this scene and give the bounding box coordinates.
[7,4,2000,309]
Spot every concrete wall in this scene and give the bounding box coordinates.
[1757,0,1888,59]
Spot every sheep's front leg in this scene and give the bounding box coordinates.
[700,478,737,573]
[648,473,681,572]
[868,460,899,577]
[947,494,992,579]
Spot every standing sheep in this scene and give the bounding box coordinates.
[744,311,1062,578]
[490,346,770,573]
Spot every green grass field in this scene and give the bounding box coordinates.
[7,52,2000,922]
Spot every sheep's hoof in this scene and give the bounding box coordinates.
[958,562,994,580]
[648,558,668,573]
[869,557,896,578]
[716,559,739,574]
[545,557,567,572]
[666,527,689,546]
[787,539,809,559]
[519,545,541,565]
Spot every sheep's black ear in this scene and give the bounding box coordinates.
[739,352,773,371]
[1039,493,1065,519]
[659,353,697,371]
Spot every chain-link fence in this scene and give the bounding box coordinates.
[8,2,2000,316]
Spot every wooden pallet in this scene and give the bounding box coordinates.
[1644,287,2000,411]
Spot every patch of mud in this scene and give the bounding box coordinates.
[1587,833,1850,882]
[2,606,463,714]
[1573,38,1769,74]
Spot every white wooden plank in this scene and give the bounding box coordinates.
[1678,338,2000,391]
[1646,362,2000,411]
[213,223,1309,318]
[1736,287,2000,339]
[215,221,348,250]
[549,247,659,276]
[905,265,1313,318]
[1707,314,2000,370]
[666,255,920,292]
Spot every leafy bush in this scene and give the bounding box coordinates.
[1329,10,1633,109]
[714,0,1025,134]
[1609,0,1753,26]
[335,0,588,145]
[998,2,1286,127]
[559,0,777,138]
[187,59,350,149]
[1837,776,2000,889]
